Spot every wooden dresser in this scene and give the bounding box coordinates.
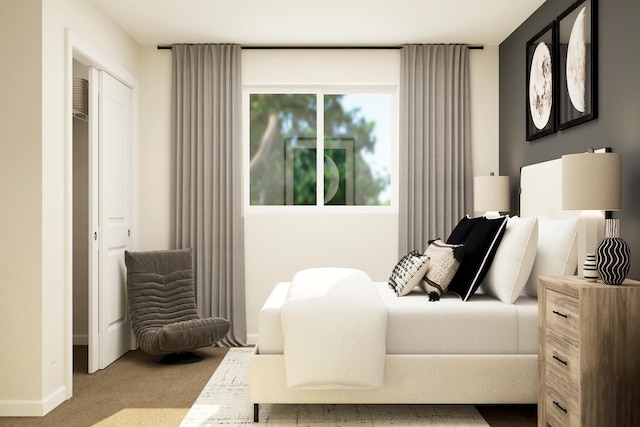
[538,275,640,427]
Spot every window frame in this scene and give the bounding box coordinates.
[243,84,399,214]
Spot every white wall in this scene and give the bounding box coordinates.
[137,47,500,344]
[138,46,172,250]
[0,0,44,407]
[242,50,400,343]
[470,46,500,177]
[470,45,501,215]
[0,0,140,416]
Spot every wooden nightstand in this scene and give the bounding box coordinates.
[538,275,640,427]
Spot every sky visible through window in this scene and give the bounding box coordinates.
[339,93,392,204]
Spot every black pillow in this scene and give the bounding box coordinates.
[446,215,482,245]
[446,215,508,301]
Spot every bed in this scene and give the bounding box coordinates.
[249,158,580,422]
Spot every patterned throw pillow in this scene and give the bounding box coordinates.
[388,251,431,296]
[419,239,464,301]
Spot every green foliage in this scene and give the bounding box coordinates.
[292,147,316,205]
[249,93,388,206]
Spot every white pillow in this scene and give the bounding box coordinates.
[522,216,579,297]
[482,216,538,304]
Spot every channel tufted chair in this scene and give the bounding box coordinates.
[124,248,230,363]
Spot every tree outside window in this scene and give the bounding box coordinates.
[249,92,391,207]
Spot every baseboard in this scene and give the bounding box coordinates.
[0,385,66,417]
[73,334,88,346]
[246,333,258,346]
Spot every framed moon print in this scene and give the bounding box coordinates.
[526,22,556,141]
[557,0,597,130]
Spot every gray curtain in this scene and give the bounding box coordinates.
[171,44,246,346]
[399,44,472,254]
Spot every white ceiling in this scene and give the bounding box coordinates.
[89,0,546,47]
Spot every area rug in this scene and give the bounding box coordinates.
[180,348,489,426]
[93,408,188,426]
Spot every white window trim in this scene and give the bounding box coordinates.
[243,84,399,214]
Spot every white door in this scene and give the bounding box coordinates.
[88,67,99,373]
[97,70,133,369]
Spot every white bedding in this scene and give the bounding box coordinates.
[261,282,538,355]
[280,268,387,389]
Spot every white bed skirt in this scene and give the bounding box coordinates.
[249,346,538,405]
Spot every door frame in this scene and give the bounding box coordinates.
[65,29,139,396]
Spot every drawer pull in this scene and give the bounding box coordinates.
[552,355,568,366]
[552,310,568,319]
[553,400,568,414]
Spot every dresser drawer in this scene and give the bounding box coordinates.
[545,384,580,427]
[539,276,640,427]
[545,329,580,394]
[545,289,580,345]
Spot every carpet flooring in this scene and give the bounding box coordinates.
[0,346,228,427]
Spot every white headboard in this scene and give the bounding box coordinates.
[520,157,582,275]
[520,158,575,218]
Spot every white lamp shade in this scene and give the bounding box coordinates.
[562,152,622,211]
[474,175,510,213]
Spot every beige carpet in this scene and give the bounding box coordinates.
[182,348,489,426]
[0,346,228,427]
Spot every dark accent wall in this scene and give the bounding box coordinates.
[500,0,640,279]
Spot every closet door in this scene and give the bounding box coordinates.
[97,70,133,369]
[88,66,99,374]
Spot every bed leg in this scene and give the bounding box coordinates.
[253,403,259,423]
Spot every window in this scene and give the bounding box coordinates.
[247,89,394,209]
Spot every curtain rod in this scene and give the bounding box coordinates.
[157,44,484,50]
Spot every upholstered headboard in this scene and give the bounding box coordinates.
[520,158,574,218]
[520,153,613,276]
[520,148,610,218]
[518,157,582,291]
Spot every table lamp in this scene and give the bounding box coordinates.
[474,173,510,219]
[562,150,628,284]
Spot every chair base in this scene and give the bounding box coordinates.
[155,351,203,365]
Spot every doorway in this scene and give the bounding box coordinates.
[72,59,90,373]
[66,30,139,395]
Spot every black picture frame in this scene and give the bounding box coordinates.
[557,0,597,130]
[526,22,556,141]
[284,137,355,205]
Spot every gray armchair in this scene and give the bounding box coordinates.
[124,248,230,363]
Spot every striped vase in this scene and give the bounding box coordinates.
[582,253,598,282]
[596,219,630,285]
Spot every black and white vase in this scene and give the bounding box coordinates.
[596,219,630,285]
